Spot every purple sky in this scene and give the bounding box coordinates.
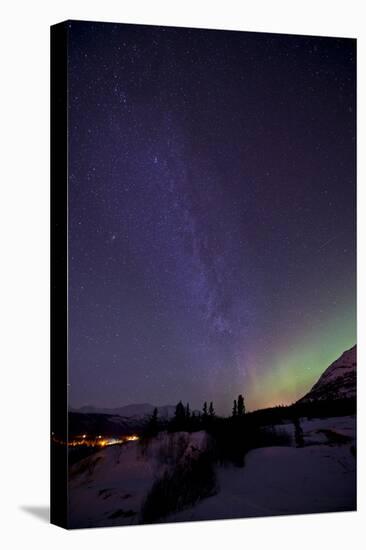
[67,22,356,414]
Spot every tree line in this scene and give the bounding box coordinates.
[143,394,246,437]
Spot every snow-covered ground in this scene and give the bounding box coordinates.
[68,431,209,528]
[68,416,356,528]
[279,415,356,446]
[168,415,356,523]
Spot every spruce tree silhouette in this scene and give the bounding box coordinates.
[174,401,186,430]
[237,394,245,416]
[149,407,158,434]
[293,417,304,447]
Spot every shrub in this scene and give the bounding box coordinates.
[156,433,189,465]
[208,416,292,467]
[140,450,217,523]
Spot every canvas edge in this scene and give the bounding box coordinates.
[50,20,69,529]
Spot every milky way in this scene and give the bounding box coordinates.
[67,21,356,413]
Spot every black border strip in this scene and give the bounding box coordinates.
[50,21,69,529]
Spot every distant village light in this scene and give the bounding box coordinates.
[63,434,140,448]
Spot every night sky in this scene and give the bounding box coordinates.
[68,21,356,414]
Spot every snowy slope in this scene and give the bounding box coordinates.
[298,345,356,403]
[167,416,356,523]
[68,417,356,527]
[68,431,210,528]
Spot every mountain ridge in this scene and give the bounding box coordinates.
[70,402,176,419]
[297,344,356,404]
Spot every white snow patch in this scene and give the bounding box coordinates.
[168,416,356,523]
[68,417,356,527]
[68,431,210,528]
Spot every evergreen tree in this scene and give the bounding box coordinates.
[237,394,245,416]
[174,401,186,428]
[144,407,158,439]
[209,401,215,417]
[151,407,158,424]
[203,401,208,417]
[232,399,237,417]
[293,417,304,448]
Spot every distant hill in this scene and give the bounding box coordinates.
[68,403,178,436]
[68,412,139,437]
[297,345,356,404]
[70,403,176,419]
